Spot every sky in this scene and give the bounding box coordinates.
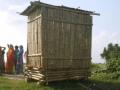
[0,0,120,63]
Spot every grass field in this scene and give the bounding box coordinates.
[0,64,120,90]
[0,76,88,90]
[0,76,120,90]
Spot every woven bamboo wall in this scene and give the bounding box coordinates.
[40,6,92,81]
[27,7,42,68]
[25,2,93,82]
[41,6,92,70]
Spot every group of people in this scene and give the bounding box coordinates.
[0,44,24,75]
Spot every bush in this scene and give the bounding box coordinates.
[101,43,120,79]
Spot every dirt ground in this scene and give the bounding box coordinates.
[2,74,24,80]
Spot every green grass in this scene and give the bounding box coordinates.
[91,63,107,73]
[0,76,51,90]
[0,76,86,90]
[0,63,120,90]
[1,75,120,90]
[90,63,120,90]
[90,72,120,90]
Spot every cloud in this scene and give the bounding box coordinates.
[0,9,27,48]
[92,29,120,63]
[8,4,28,12]
[0,11,8,24]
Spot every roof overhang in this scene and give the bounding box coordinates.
[20,1,100,16]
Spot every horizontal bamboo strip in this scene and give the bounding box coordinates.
[28,53,42,57]
[24,1,93,82]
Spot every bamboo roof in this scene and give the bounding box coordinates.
[21,1,100,16]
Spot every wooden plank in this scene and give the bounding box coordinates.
[26,5,93,82]
[28,53,41,57]
[37,18,41,54]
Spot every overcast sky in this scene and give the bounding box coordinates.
[0,0,120,63]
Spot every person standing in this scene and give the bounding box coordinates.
[6,44,14,74]
[14,46,19,74]
[0,46,6,74]
[19,45,24,74]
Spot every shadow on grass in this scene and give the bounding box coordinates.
[90,79,120,90]
[47,80,86,90]
[46,79,120,90]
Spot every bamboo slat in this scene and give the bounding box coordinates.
[25,2,93,83]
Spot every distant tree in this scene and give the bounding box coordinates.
[101,43,120,74]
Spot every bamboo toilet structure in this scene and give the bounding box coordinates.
[21,1,99,83]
